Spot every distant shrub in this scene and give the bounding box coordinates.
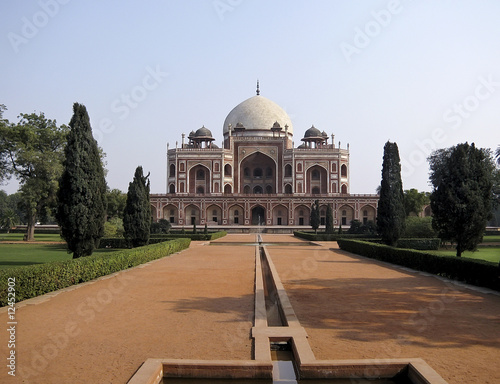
[150,219,171,234]
[348,220,377,235]
[337,239,499,291]
[294,231,377,242]
[0,238,191,307]
[403,217,437,238]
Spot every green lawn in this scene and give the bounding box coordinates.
[0,233,63,242]
[430,247,500,263]
[0,243,117,269]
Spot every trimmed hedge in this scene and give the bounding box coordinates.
[98,231,227,249]
[367,238,441,250]
[150,231,227,241]
[337,239,499,291]
[0,238,191,307]
[294,231,376,242]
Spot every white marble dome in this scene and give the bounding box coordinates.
[223,95,293,136]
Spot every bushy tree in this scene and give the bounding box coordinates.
[325,204,334,234]
[310,200,320,234]
[0,109,68,240]
[429,143,494,257]
[106,188,127,219]
[376,141,406,245]
[123,166,151,247]
[402,217,436,238]
[404,188,430,217]
[57,103,107,258]
[348,219,377,235]
[151,219,171,234]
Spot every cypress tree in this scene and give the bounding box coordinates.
[325,204,334,234]
[429,143,494,257]
[376,141,406,245]
[123,166,151,247]
[310,199,320,234]
[57,103,107,258]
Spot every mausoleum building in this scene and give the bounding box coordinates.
[150,86,379,228]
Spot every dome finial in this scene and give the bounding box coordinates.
[256,79,260,95]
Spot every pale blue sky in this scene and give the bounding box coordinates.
[1,0,499,195]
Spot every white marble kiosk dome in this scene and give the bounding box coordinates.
[223,95,294,137]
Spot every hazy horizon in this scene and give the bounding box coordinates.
[1,1,499,195]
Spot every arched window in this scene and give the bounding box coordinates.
[254,185,263,194]
[342,210,346,216]
[297,163,302,172]
[312,170,320,180]
[285,164,292,177]
[169,184,175,193]
[214,182,219,193]
[341,184,347,194]
[265,185,273,194]
[363,210,368,216]
[196,169,205,180]
[253,168,263,178]
[180,182,185,193]
[214,162,219,172]
[285,184,292,194]
[243,185,250,194]
[244,167,250,177]
[298,183,303,193]
[266,167,273,177]
[180,163,185,172]
[224,184,232,194]
[224,164,232,176]
[196,186,204,194]
[331,162,337,173]
[341,164,347,177]
[169,164,176,177]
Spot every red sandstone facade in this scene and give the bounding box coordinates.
[150,90,379,228]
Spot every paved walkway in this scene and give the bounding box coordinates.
[1,234,499,383]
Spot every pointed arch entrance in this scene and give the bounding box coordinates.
[251,205,266,225]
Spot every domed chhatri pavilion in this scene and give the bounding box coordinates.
[150,84,378,229]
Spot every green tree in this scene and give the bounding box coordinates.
[348,219,363,234]
[403,217,436,238]
[310,199,320,234]
[57,103,107,258]
[325,204,334,234]
[376,141,406,245]
[429,143,494,257]
[403,188,430,217]
[0,110,68,240]
[151,218,171,234]
[123,166,151,247]
[0,105,10,180]
[0,208,18,232]
[106,188,127,219]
